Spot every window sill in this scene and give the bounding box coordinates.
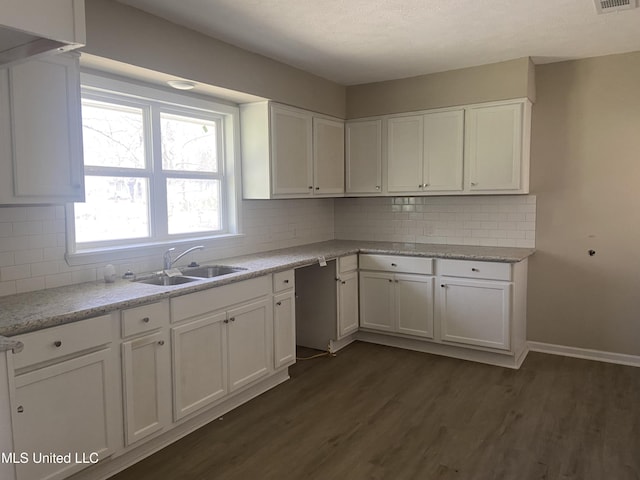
[65,234,245,267]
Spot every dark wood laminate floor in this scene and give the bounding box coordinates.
[110,342,640,480]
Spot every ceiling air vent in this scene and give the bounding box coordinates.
[594,0,638,13]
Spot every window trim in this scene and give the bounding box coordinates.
[65,72,243,267]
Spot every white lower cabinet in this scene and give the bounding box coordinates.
[171,312,228,421]
[12,349,116,480]
[273,290,296,369]
[337,270,359,338]
[438,278,511,350]
[122,331,171,445]
[360,270,434,338]
[227,298,272,392]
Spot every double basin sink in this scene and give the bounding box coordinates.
[134,265,247,286]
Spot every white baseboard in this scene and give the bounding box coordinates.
[528,341,640,368]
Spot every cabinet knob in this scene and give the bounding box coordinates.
[17,406,24,413]
[375,186,380,190]
[315,187,320,190]
[471,182,478,186]
[341,281,346,285]
[441,284,446,288]
[391,263,397,267]
[142,317,150,323]
[308,186,313,190]
[229,317,236,322]
[276,301,282,306]
[158,340,165,346]
[388,279,393,283]
[284,279,289,284]
[471,268,479,272]
[418,184,423,188]
[424,183,430,187]
[53,340,62,348]
[223,319,229,324]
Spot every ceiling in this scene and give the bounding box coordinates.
[117,0,640,85]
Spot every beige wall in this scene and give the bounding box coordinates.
[83,0,346,118]
[346,57,533,118]
[528,51,640,355]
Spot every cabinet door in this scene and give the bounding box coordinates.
[171,312,227,420]
[439,278,511,350]
[338,270,359,338]
[12,349,115,480]
[395,274,434,338]
[274,291,296,369]
[387,115,424,193]
[465,103,523,191]
[227,298,273,392]
[8,54,84,202]
[122,331,171,446]
[423,110,464,192]
[345,120,382,194]
[313,117,344,195]
[359,271,395,332]
[270,104,313,196]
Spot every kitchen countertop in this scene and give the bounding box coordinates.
[0,240,534,345]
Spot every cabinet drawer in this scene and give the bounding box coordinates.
[121,300,169,338]
[438,259,512,281]
[338,254,358,273]
[273,270,294,293]
[359,254,433,275]
[12,315,113,370]
[171,276,271,323]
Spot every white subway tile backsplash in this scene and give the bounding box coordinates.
[336,195,536,249]
[0,196,535,297]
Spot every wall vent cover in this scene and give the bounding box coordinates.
[594,0,638,13]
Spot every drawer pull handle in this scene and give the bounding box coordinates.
[53,341,62,348]
[17,406,24,413]
[391,263,397,267]
[471,268,479,272]
[158,340,165,346]
[142,317,150,323]
[276,301,282,306]
[284,279,289,284]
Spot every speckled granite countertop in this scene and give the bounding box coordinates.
[0,240,534,344]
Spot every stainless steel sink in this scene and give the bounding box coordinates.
[135,275,199,286]
[179,265,247,278]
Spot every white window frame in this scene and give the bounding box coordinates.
[65,73,242,266]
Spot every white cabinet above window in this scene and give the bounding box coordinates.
[240,102,344,199]
[0,53,85,205]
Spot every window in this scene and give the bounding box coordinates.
[66,74,240,264]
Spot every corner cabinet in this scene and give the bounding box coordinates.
[0,53,85,204]
[240,102,344,199]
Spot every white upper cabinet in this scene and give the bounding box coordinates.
[465,101,530,193]
[345,119,382,194]
[349,98,530,197]
[270,104,313,196]
[387,115,424,193]
[0,53,84,204]
[240,102,344,199]
[386,109,464,194]
[313,117,345,195]
[423,110,464,192]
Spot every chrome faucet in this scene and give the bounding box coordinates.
[163,245,205,270]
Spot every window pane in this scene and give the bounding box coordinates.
[75,176,150,243]
[82,100,146,169]
[167,178,221,235]
[161,113,218,172]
